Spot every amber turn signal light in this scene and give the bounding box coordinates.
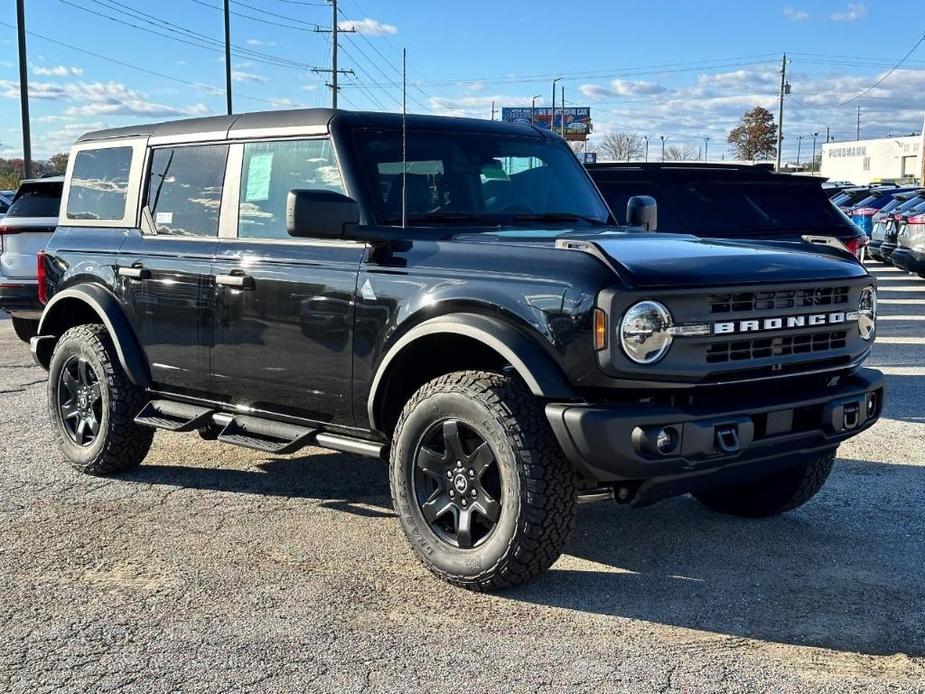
[593,308,607,350]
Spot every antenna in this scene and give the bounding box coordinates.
[401,47,407,229]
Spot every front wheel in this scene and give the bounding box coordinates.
[390,370,578,591]
[47,324,154,475]
[693,449,837,518]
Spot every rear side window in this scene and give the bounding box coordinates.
[238,139,344,239]
[6,183,62,218]
[66,147,132,220]
[146,144,229,237]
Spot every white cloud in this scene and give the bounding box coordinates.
[580,79,668,100]
[231,70,265,83]
[783,6,809,20]
[33,65,83,77]
[246,38,277,47]
[337,17,397,35]
[831,2,867,21]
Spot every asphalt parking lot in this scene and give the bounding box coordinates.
[1,260,923,693]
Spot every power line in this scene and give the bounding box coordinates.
[840,32,925,105]
[189,0,322,32]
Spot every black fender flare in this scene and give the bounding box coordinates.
[35,285,151,387]
[367,312,579,431]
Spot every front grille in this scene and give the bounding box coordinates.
[706,330,848,364]
[710,286,849,313]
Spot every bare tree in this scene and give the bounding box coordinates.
[663,143,699,161]
[597,130,646,161]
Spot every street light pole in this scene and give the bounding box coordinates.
[703,136,711,162]
[797,135,803,167]
[812,131,819,173]
[551,77,561,136]
[643,135,649,162]
[15,0,31,179]
[223,0,232,115]
[660,135,667,162]
[531,95,540,125]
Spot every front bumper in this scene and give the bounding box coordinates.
[891,248,925,275]
[546,368,884,505]
[0,282,41,316]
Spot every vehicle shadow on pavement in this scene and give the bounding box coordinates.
[122,452,396,518]
[506,458,925,657]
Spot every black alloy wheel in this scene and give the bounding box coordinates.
[57,355,103,447]
[413,419,503,549]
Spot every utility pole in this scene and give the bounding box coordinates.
[776,53,789,171]
[313,0,355,110]
[490,100,495,120]
[704,136,711,162]
[531,95,540,125]
[643,135,649,162]
[856,105,861,141]
[15,0,31,179]
[551,77,561,135]
[797,135,803,166]
[660,135,667,162]
[223,0,232,115]
[560,85,565,138]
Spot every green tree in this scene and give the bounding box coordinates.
[727,106,777,161]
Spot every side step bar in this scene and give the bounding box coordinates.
[134,400,216,432]
[217,415,317,454]
[135,401,386,459]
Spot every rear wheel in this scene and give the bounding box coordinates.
[10,316,38,342]
[48,324,154,475]
[693,449,836,518]
[390,370,577,591]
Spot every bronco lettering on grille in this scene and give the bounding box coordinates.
[713,312,847,335]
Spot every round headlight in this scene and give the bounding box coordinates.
[621,300,673,364]
[858,285,876,341]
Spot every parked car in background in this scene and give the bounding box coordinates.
[892,202,925,277]
[0,176,63,341]
[586,162,869,259]
[849,187,916,236]
[0,192,14,218]
[876,193,925,265]
[868,190,924,261]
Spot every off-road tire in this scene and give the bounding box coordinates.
[693,449,837,518]
[390,370,578,591]
[11,316,38,343]
[48,324,154,475]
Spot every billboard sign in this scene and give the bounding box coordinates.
[501,106,592,141]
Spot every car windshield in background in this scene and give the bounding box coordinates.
[5,184,63,218]
[598,180,849,235]
[353,130,610,228]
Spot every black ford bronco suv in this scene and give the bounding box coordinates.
[32,109,883,590]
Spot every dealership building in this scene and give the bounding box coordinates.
[820,131,924,185]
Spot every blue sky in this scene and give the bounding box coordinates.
[0,0,923,161]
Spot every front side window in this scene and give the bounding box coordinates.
[66,147,132,220]
[352,129,610,229]
[238,139,344,239]
[146,144,229,237]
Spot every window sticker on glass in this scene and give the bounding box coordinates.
[155,211,173,225]
[245,152,274,202]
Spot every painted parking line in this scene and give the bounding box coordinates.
[869,275,921,282]
[877,286,925,292]
[875,337,924,344]
[879,299,925,305]
[876,315,925,321]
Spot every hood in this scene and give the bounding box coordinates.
[589,233,868,289]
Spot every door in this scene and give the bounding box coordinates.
[211,138,364,425]
[119,143,229,396]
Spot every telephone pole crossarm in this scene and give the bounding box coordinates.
[313,0,356,109]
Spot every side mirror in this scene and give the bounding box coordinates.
[626,195,657,231]
[287,189,360,239]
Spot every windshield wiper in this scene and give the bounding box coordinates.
[386,211,499,225]
[510,212,608,227]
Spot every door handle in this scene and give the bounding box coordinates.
[118,264,150,280]
[215,273,255,290]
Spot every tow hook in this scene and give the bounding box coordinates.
[843,402,861,430]
[714,425,740,454]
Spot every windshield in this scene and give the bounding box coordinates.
[352,129,610,228]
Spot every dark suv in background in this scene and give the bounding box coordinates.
[586,163,869,259]
[30,109,882,590]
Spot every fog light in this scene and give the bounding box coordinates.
[866,392,877,418]
[656,427,679,455]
